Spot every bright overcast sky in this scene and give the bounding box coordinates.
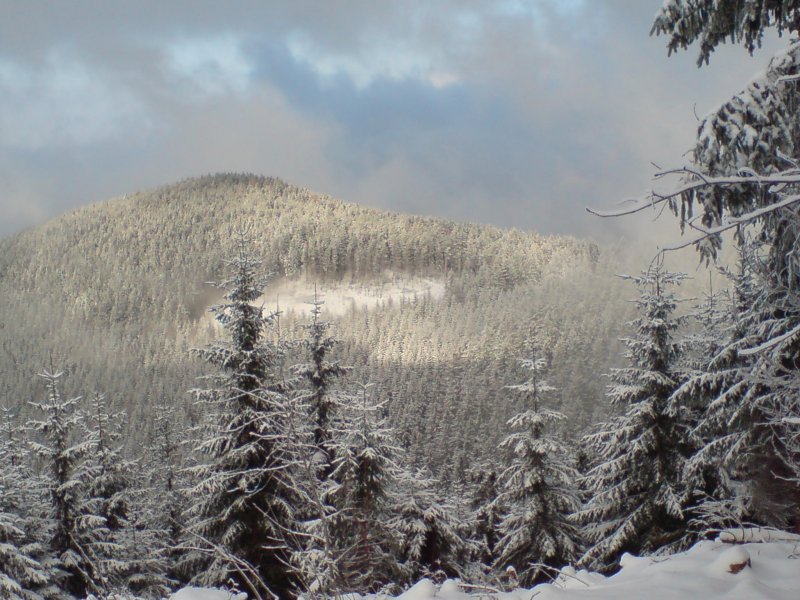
[0,1,784,241]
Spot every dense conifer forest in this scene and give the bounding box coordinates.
[4,2,800,599]
[0,174,633,472]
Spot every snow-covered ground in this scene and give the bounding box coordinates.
[259,272,445,317]
[170,589,246,600]
[169,530,800,600]
[199,272,445,328]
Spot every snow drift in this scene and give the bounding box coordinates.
[170,529,800,600]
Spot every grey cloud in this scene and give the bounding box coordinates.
[0,0,786,244]
[0,52,153,150]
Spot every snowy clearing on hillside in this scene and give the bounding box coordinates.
[169,530,800,600]
[199,272,445,327]
[260,272,445,317]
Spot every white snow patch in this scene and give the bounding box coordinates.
[708,545,751,576]
[398,578,437,600]
[198,272,445,332]
[716,527,800,544]
[169,531,800,600]
[260,272,445,317]
[169,587,246,600]
[437,579,461,595]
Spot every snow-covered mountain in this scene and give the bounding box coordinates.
[0,174,635,471]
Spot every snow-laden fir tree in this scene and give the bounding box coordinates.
[467,464,504,568]
[650,0,800,526]
[293,291,350,480]
[83,392,170,598]
[390,466,473,585]
[651,2,800,269]
[290,296,378,597]
[187,234,301,599]
[26,370,109,599]
[0,487,46,600]
[115,473,172,599]
[86,393,132,534]
[0,405,48,600]
[666,274,731,529]
[493,336,581,586]
[578,268,693,571]
[84,393,130,587]
[141,399,187,586]
[670,246,782,531]
[652,0,800,67]
[725,237,800,523]
[649,1,800,278]
[324,384,401,593]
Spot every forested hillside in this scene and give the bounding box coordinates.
[7,3,800,599]
[0,174,632,472]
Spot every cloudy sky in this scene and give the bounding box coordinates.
[0,1,784,242]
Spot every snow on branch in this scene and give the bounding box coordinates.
[586,166,800,219]
[737,322,800,358]
[657,193,800,252]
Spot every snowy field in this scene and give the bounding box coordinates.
[198,271,446,328]
[259,272,446,317]
[169,530,800,600]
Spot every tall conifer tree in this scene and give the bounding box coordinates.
[188,233,301,599]
[651,2,800,522]
[493,336,581,586]
[27,371,108,598]
[0,406,47,600]
[578,268,692,571]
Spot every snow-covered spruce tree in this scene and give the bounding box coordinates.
[671,245,786,531]
[27,370,108,598]
[652,0,800,233]
[290,295,360,596]
[324,384,401,593]
[447,455,478,565]
[187,234,301,599]
[577,268,693,572]
[467,464,504,568]
[86,393,132,534]
[293,292,350,480]
[729,237,800,522]
[84,392,129,588]
[141,399,188,587]
[653,0,800,67]
[390,466,473,585]
[0,406,48,600]
[282,406,341,597]
[116,471,172,599]
[84,392,170,598]
[493,337,581,586]
[0,489,47,600]
[666,274,731,527]
[648,0,800,526]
